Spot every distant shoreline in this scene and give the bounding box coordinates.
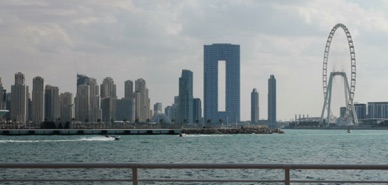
[285,126,388,130]
[0,129,182,135]
[182,127,284,134]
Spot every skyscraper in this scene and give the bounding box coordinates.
[45,85,60,122]
[204,43,240,125]
[76,74,101,122]
[76,84,90,122]
[134,78,151,122]
[193,98,202,124]
[116,80,135,122]
[100,77,117,98]
[101,77,117,122]
[0,78,4,110]
[251,88,259,124]
[32,76,44,124]
[124,80,134,100]
[59,92,74,123]
[178,69,193,124]
[11,72,29,123]
[268,75,277,127]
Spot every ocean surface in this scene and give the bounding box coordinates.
[1,129,388,184]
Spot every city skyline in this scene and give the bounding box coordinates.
[0,1,388,121]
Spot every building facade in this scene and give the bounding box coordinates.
[116,98,133,122]
[268,75,277,127]
[76,74,101,122]
[32,76,45,124]
[11,72,29,123]
[193,98,202,124]
[204,43,240,126]
[134,78,151,122]
[251,88,259,124]
[0,78,5,110]
[178,69,193,124]
[124,80,134,100]
[59,92,74,123]
[154,103,163,114]
[101,77,117,122]
[354,103,366,120]
[100,77,117,98]
[367,102,388,119]
[45,85,60,122]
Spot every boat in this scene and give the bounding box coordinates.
[105,135,120,140]
[0,110,9,116]
[347,128,351,133]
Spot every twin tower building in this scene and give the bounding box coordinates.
[204,44,276,126]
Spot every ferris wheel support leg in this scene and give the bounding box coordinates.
[326,73,334,125]
[343,74,359,124]
[321,72,334,126]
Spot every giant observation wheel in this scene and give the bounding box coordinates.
[321,23,358,125]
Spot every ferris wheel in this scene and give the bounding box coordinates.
[321,23,358,125]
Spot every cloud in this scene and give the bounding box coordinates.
[0,0,387,121]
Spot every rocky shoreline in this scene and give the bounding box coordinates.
[182,127,284,134]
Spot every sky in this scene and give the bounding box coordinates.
[0,0,388,121]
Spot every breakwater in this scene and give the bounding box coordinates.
[182,127,284,134]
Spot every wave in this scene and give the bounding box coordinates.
[181,134,230,137]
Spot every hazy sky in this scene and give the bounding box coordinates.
[1,0,388,121]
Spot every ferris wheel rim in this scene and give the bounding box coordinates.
[322,23,356,102]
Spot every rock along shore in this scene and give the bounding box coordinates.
[182,127,284,134]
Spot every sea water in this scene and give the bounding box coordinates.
[1,129,388,184]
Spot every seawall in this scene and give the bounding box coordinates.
[0,129,182,135]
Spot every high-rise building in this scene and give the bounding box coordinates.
[0,78,4,110]
[100,77,117,98]
[193,98,202,124]
[178,70,193,124]
[134,78,151,122]
[101,77,117,122]
[101,97,116,123]
[76,84,90,122]
[76,74,101,122]
[32,76,45,123]
[354,103,366,120]
[45,85,60,122]
[204,43,240,125]
[124,80,134,100]
[11,72,29,123]
[59,92,74,123]
[154,103,162,114]
[251,88,259,124]
[268,75,277,127]
[116,98,133,122]
[116,80,135,123]
[0,78,5,121]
